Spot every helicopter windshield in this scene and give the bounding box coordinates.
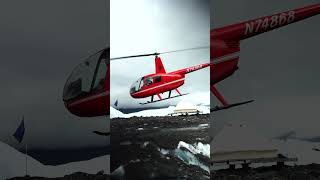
[130,77,144,94]
[63,49,108,101]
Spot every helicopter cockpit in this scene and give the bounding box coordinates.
[63,48,108,102]
[130,77,144,94]
[130,75,162,94]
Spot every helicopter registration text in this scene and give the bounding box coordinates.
[186,64,203,73]
[245,11,295,35]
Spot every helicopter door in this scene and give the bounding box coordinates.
[139,77,145,89]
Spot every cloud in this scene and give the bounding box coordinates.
[0,0,109,149]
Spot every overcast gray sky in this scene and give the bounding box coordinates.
[110,0,210,109]
[211,0,320,139]
[0,0,109,150]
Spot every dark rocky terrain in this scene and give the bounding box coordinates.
[10,164,320,180]
[212,164,320,180]
[9,112,320,180]
[8,172,110,180]
[111,114,210,180]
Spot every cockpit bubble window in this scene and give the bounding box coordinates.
[130,77,144,94]
[63,50,105,101]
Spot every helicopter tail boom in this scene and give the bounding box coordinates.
[212,3,320,41]
[170,62,210,75]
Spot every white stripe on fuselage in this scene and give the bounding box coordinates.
[69,91,109,106]
[132,78,185,95]
[212,51,240,65]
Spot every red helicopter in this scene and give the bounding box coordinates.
[111,50,210,105]
[63,3,320,117]
[211,3,320,111]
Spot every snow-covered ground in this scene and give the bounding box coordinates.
[0,141,109,179]
[159,141,210,172]
[273,139,320,165]
[211,122,320,165]
[110,104,210,119]
[175,141,210,172]
[177,141,210,158]
[110,106,176,118]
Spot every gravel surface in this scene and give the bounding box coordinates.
[212,164,320,180]
[111,114,210,180]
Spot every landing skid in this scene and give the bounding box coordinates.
[139,93,189,105]
[93,131,110,136]
[211,100,254,112]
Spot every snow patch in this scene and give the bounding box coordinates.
[212,122,277,153]
[174,148,209,172]
[157,141,210,172]
[0,141,109,179]
[110,104,209,119]
[110,106,128,118]
[198,124,209,128]
[273,139,320,165]
[177,141,210,158]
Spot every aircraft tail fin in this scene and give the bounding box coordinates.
[155,56,166,74]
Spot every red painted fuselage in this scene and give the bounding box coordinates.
[130,56,210,99]
[211,3,320,107]
[131,73,184,98]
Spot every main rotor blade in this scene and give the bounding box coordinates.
[160,46,209,55]
[110,52,159,61]
[110,45,209,61]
